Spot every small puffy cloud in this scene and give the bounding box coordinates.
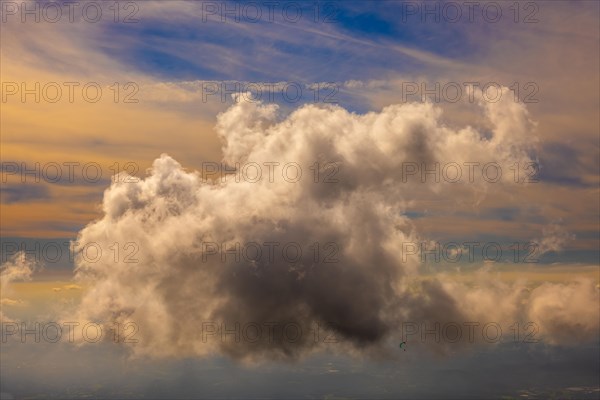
[0,252,41,322]
[0,298,20,306]
[535,223,575,255]
[0,252,40,293]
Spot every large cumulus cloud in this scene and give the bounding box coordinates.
[69,88,598,361]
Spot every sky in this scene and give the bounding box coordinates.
[1,1,599,399]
